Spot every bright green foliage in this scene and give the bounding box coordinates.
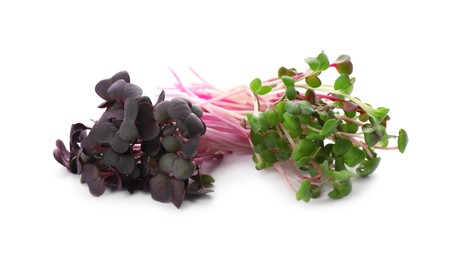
[245,52,408,203]
[250,78,272,95]
[296,179,312,202]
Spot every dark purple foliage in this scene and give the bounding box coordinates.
[54,71,213,208]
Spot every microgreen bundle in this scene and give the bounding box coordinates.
[54,71,219,208]
[167,52,408,202]
[54,53,408,206]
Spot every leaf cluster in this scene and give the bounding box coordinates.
[54,71,212,208]
[248,53,408,202]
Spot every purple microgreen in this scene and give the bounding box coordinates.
[95,71,130,101]
[137,102,160,141]
[102,148,135,175]
[90,122,117,144]
[149,173,186,208]
[53,139,71,169]
[107,79,143,101]
[166,98,192,120]
[80,164,106,197]
[109,133,130,154]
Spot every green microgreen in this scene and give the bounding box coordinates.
[162,52,409,204]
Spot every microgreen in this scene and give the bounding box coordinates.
[165,53,408,203]
[54,71,216,208]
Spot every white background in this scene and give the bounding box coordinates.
[1,0,451,259]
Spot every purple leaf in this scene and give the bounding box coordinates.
[141,137,161,156]
[184,114,206,138]
[118,99,139,142]
[117,120,139,142]
[172,157,195,180]
[123,98,139,120]
[158,153,177,175]
[90,122,117,144]
[110,133,130,153]
[149,173,172,203]
[107,79,143,101]
[69,123,88,151]
[153,100,171,122]
[80,135,98,155]
[171,178,185,208]
[138,96,152,105]
[98,109,124,124]
[53,139,70,168]
[137,102,160,141]
[157,90,165,104]
[167,98,192,119]
[95,71,130,101]
[102,148,135,175]
[149,173,186,208]
[181,135,201,159]
[81,164,106,197]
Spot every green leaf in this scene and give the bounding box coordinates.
[328,181,352,199]
[398,129,408,153]
[201,175,215,185]
[333,138,353,157]
[335,157,346,171]
[281,76,295,88]
[308,164,318,177]
[356,157,381,177]
[314,143,333,163]
[250,130,263,146]
[253,153,270,170]
[363,107,390,133]
[298,100,315,115]
[306,129,323,141]
[278,67,296,78]
[282,113,302,137]
[343,122,359,134]
[317,52,330,71]
[334,55,353,75]
[305,76,322,88]
[364,131,380,146]
[305,57,320,71]
[332,170,350,182]
[247,113,268,133]
[285,101,301,115]
[250,78,272,95]
[358,113,369,122]
[264,109,280,128]
[321,119,339,137]
[250,78,261,93]
[292,139,318,161]
[334,74,351,90]
[275,139,291,161]
[263,131,279,148]
[343,146,366,167]
[296,179,312,202]
[286,87,297,100]
[261,149,277,164]
[274,101,286,119]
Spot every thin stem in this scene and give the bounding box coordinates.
[278,123,297,149]
[275,163,297,193]
[373,146,398,150]
[338,132,374,158]
[194,87,248,106]
[335,115,365,126]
